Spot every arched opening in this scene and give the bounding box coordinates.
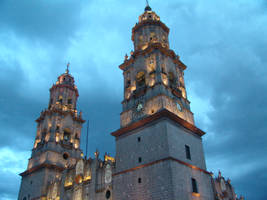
[63,129,71,142]
[63,152,69,160]
[58,96,63,104]
[136,71,146,88]
[168,72,175,86]
[105,190,111,199]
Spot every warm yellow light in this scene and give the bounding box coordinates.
[179,87,186,98]
[141,44,148,50]
[74,140,79,149]
[192,192,200,197]
[125,91,131,99]
[162,74,168,85]
[62,106,68,111]
[75,175,83,184]
[83,175,91,181]
[64,180,73,187]
[131,85,136,91]
[55,133,60,142]
[105,155,115,162]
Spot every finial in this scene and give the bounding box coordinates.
[145,0,152,11]
[124,53,128,61]
[66,62,70,74]
[95,149,99,158]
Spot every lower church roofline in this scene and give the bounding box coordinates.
[111,108,205,138]
[20,163,65,177]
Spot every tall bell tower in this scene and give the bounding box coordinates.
[18,66,85,200]
[112,5,215,200]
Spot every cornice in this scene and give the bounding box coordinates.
[50,84,79,97]
[20,163,65,177]
[119,43,187,71]
[35,109,85,123]
[111,109,205,138]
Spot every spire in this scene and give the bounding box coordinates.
[145,0,152,11]
[66,62,70,74]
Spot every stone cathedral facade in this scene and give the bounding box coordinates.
[18,5,244,200]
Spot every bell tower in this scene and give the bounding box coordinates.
[18,65,85,200]
[112,5,215,200]
[120,4,193,128]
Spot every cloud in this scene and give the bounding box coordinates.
[0,148,28,200]
[0,0,266,199]
[0,0,83,45]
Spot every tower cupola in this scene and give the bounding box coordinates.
[132,6,169,51]
[48,64,79,112]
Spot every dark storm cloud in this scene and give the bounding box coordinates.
[0,0,266,199]
[0,0,83,45]
[0,60,40,150]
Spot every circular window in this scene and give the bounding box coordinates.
[105,190,111,199]
[63,153,69,160]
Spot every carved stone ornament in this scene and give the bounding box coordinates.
[105,164,112,184]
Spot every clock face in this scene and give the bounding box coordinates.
[176,102,182,111]
[136,103,143,112]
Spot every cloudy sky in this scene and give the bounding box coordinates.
[0,0,266,199]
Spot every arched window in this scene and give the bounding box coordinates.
[168,72,175,86]
[136,71,146,88]
[63,129,71,142]
[150,32,157,42]
[41,129,47,141]
[68,98,72,104]
[58,96,63,104]
[191,178,198,193]
[126,79,131,88]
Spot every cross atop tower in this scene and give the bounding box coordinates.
[145,0,152,11]
[66,62,70,74]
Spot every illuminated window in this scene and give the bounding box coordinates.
[139,35,143,43]
[185,145,191,160]
[136,71,146,87]
[191,178,198,193]
[150,32,156,41]
[58,96,63,104]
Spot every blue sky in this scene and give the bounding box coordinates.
[0,0,266,199]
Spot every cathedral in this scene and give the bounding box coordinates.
[18,5,244,200]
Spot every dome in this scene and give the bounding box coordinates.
[145,5,152,11]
